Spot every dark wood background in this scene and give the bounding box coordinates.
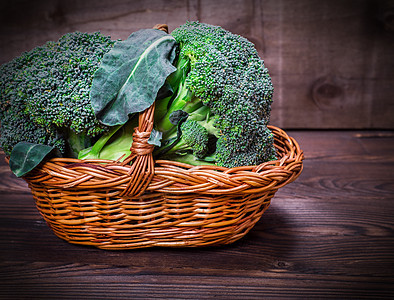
[1,0,394,298]
[1,0,393,129]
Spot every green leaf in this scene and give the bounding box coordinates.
[169,110,189,125]
[9,142,55,177]
[91,28,177,126]
[148,129,162,147]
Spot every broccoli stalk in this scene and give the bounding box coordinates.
[66,130,95,158]
[153,52,190,126]
[78,117,138,161]
[153,53,219,164]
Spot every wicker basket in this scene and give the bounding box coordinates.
[17,102,304,250]
[12,24,304,249]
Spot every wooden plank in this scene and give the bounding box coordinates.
[0,263,393,299]
[0,0,197,63]
[0,130,393,298]
[261,0,394,129]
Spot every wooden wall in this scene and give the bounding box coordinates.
[1,0,393,129]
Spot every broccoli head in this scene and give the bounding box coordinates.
[155,21,276,167]
[0,50,65,155]
[0,32,116,156]
[22,32,115,136]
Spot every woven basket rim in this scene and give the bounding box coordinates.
[22,125,304,196]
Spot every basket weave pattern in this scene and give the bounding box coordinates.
[24,103,303,249]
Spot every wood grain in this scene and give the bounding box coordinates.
[0,130,393,298]
[1,0,393,129]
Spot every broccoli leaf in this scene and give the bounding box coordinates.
[91,28,177,126]
[9,142,56,177]
[169,110,189,125]
[148,129,162,147]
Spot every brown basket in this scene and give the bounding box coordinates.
[16,25,304,249]
[19,101,303,250]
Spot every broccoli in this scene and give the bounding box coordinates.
[0,32,116,156]
[154,21,276,167]
[78,116,138,161]
[1,23,277,174]
[0,103,65,156]
[157,118,210,159]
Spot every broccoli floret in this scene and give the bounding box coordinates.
[155,21,276,167]
[157,119,210,160]
[0,32,116,156]
[0,50,66,155]
[0,105,65,155]
[24,32,115,136]
[179,120,209,157]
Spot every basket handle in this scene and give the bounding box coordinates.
[119,103,155,197]
[119,24,169,197]
[153,24,169,32]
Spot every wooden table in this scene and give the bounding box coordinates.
[1,130,393,299]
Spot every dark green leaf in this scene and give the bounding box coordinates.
[9,142,55,177]
[169,110,189,125]
[156,81,174,100]
[148,129,162,147]
[154,111,189,156]
[91,29,177,126]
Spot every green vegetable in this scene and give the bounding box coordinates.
[157,117,209,158]
[0,29,177,176]
[0,22,277,176]
[154,21,276,167]
[78,117,136,161]
[0,31,116,159]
